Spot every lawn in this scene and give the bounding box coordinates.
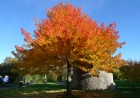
[0,81,140,98]
[114,80,140,98]
[0,82,66,98]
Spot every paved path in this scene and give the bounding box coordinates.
[0,86,16,90]
[58,82,66,86]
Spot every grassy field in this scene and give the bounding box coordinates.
[0,81,140,98]
[0,82,66,98]
[114,80,140,98]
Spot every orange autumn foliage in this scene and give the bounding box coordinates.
[12,2,126,76]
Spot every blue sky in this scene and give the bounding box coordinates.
[0,0,140,63]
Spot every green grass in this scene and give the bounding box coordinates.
[0,82,66,98]
[113,80,140,98]
[0,81,140,98]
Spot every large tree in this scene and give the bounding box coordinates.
[12,2,126,96]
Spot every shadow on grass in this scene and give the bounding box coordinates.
[114,80,140,98]
[1,81,140,98]
[0,90,113,98]
[0,83,66,97]
[0,83,114,98]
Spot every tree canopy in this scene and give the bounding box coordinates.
[12,2,126,95]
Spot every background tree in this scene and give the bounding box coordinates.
[119,60,140,90]
[113,69,122,80]
[0,57,20,85]
[62,69,67,82]
[47,72,58,83]
[25,74,44,84]
[12,2,126,96]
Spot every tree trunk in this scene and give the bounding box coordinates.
[66,59,72,96]
[44,74,47,87]
[132,82,135,91]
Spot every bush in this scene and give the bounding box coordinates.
[113,70,122,80]
[47,73,58,83]
[25,74,45,84]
